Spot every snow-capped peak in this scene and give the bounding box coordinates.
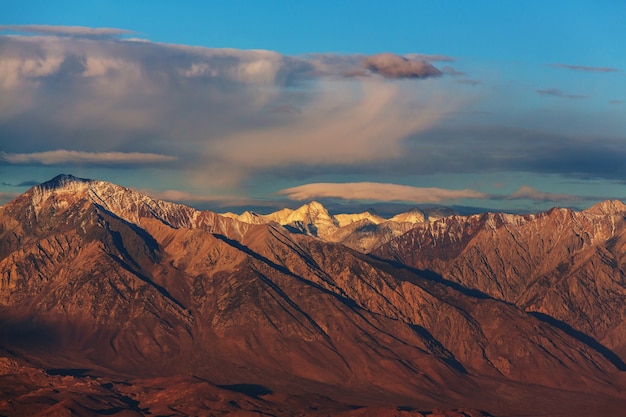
[389,208,425,224]
[31,174,92,209]
[28,174,201,229]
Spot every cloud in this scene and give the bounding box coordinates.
[550,63,619,73]
[0,25,133,39]
[609,99,623,104]
[362,53,442,79]
[405,53,456,62]
[343,69,371,78]
[508,186,581,203]
[144,189,219,202]
[205,79,454,185]
[0,151,176,165]
[304,52,450,79]
[142,189,262,208]
[351,124,626,182]
[536,88,587,99]
[277,182,487,203]
[0,32,455,193]
[1,180,40,187]
[0,33,315,90]
[440,66,465,76]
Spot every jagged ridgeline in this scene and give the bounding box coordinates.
[0,174,625,417]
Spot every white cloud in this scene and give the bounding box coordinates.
[1,151,176,165]
[277,182,487,203]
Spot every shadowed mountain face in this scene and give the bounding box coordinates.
[0,175,625,416]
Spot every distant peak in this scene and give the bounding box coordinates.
[36,174,91,192]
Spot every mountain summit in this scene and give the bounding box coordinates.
[1,176,625,416]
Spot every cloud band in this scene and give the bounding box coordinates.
[1,150,176,165]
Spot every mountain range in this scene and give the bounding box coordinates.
[0,174,624,416]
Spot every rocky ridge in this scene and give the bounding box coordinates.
[222,200,426,252]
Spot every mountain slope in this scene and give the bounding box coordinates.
[0,175,625,416]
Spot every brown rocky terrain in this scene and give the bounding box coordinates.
[374,201,626,365]
[0,175,625,416]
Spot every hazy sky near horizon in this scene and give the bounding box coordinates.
[1,1,625,214]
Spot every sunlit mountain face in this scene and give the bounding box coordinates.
[0,175,625,416]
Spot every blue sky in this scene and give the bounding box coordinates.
[1,1,625,214]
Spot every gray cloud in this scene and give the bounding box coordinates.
[550,63,619,73]
[537,88,587,99]
[0,32,457,195]
[405,53,456,62]
[403,126,626,181]
[1,180,40,187]
[362,53,442,79]
[266,125,626,184]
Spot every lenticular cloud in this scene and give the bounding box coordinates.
[278,182,486,203]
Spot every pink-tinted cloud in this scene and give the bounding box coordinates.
[362,53,442,79]
[277,182,487,203]
[1,150,176,165]
[0,25,133,38]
